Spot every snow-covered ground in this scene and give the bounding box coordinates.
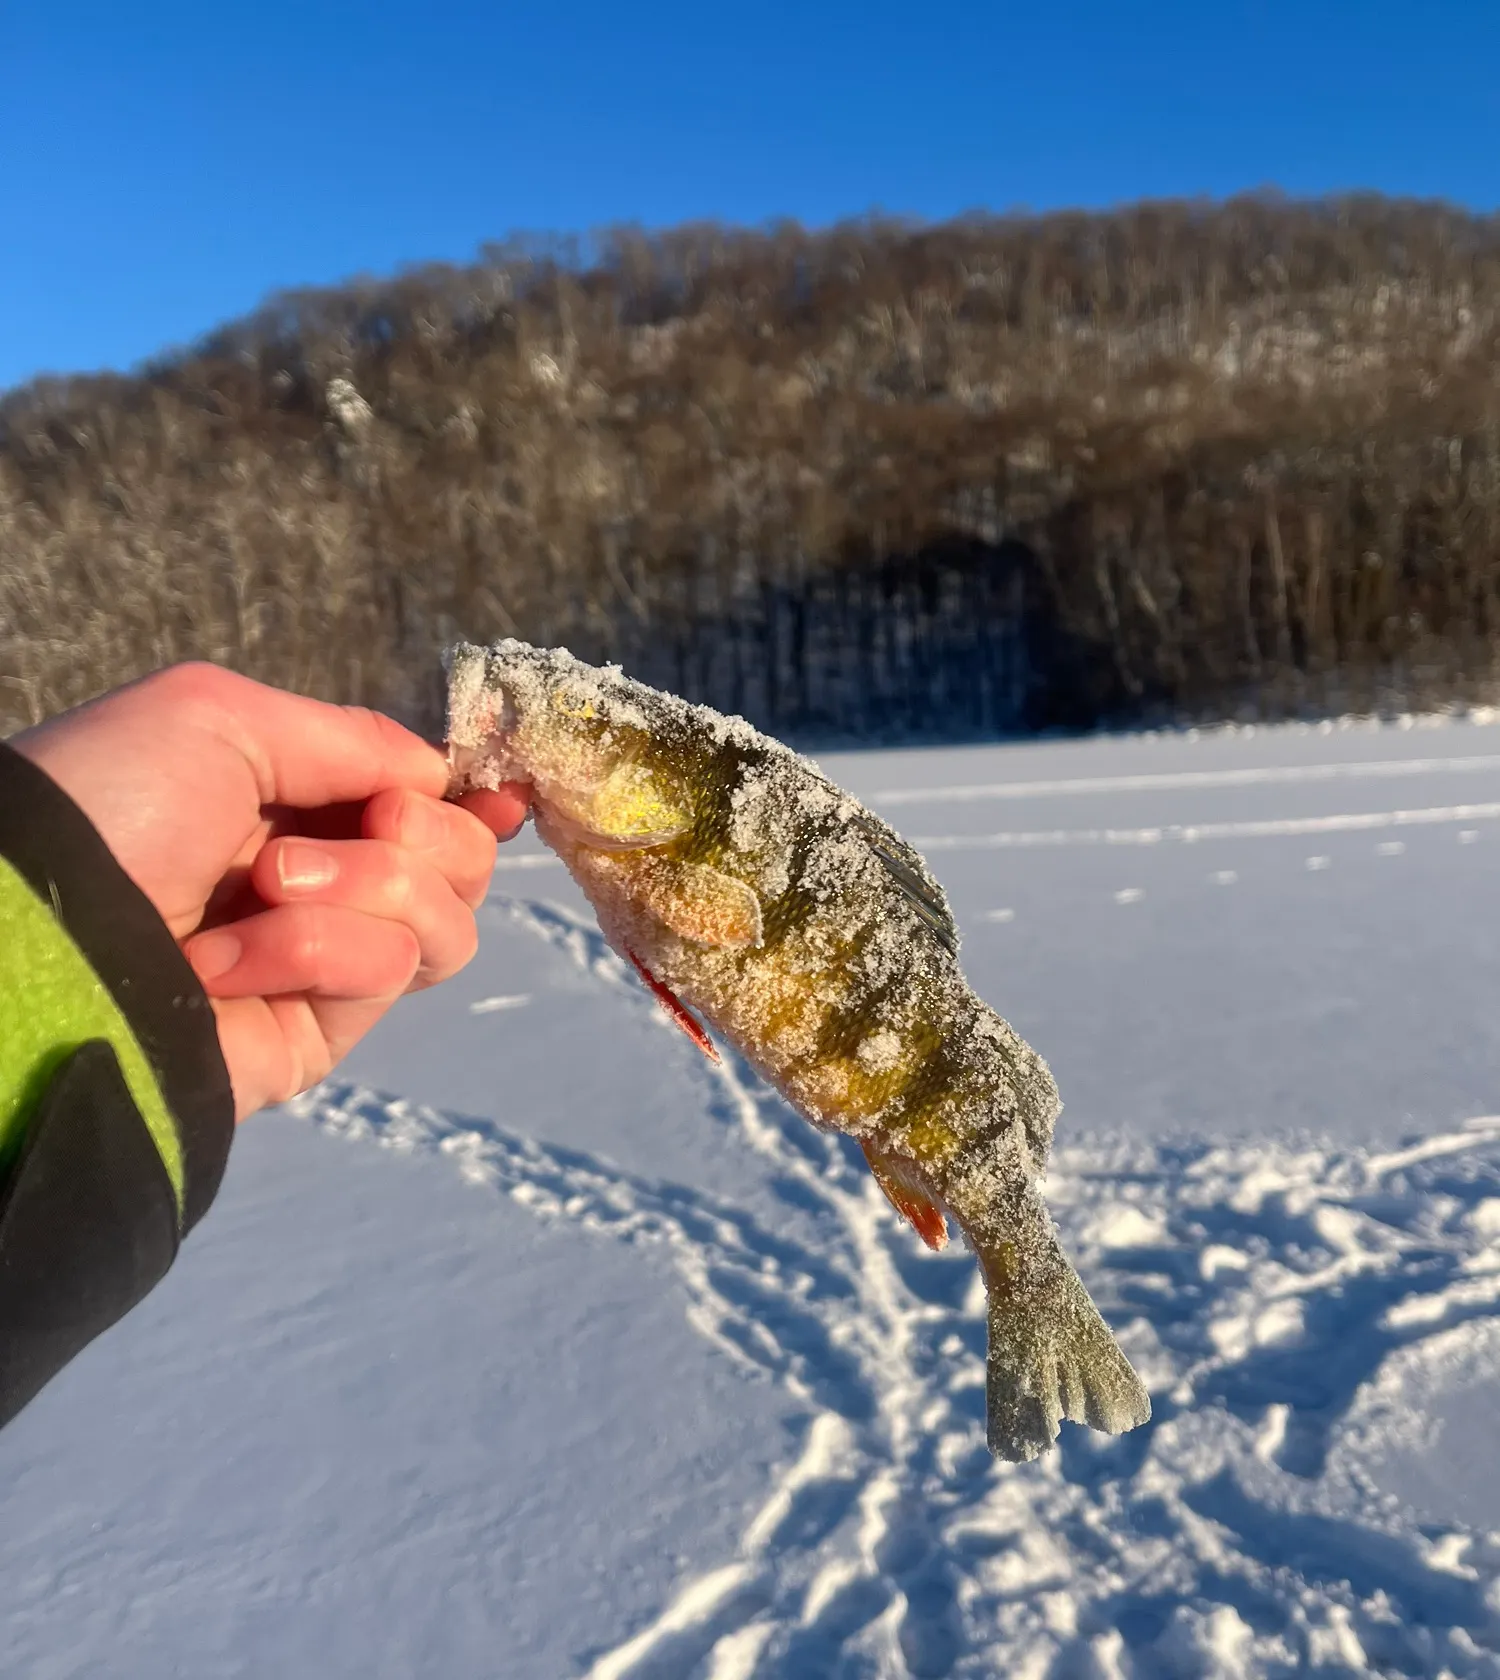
[6,717,1500,1678]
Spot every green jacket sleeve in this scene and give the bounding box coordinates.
[0,739,235,1427]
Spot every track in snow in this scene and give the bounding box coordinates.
[291,895,1500,1679]
[871,754,1500,807]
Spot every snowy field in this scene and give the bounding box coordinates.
[6,716,1500,1677]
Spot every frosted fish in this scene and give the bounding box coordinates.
[446,640,1151,1461]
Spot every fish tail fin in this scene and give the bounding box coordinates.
[974,1201,1151,1462]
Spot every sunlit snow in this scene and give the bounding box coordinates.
[4,716,1500,1677]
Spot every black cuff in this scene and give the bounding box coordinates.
[0,738,236,1428]
[0,739,234,1231]
[0,1042,179,1427]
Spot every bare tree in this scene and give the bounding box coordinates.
[5,195,1500,739]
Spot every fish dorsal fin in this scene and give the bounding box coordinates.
[627,949,720,1062]
[861,1140,949,1251]
[853,815,959,957]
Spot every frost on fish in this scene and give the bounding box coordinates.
[445,638,1151,1460]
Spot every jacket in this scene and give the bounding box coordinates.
[0,739,235,1426]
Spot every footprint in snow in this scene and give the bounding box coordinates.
[288,893,1500,1680]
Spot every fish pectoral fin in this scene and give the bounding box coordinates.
[626,949,720,1063]
[606,854,763,950]
[570,850,763,949]
[975,1198,1151,1462]
[861,1140,949,1251]
[567,846,765,954]
[659,862,763,948]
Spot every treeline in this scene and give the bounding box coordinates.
[4,194,1500,740]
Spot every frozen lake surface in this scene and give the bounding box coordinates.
[5,715,1500,1677]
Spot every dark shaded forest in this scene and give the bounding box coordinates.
[5,194,1500,740]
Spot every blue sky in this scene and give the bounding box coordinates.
[2,0,1496,391]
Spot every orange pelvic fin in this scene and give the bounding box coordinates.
[861,1140,949,1251]
[627,949,721,1063]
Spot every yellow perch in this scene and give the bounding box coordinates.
[446,640,1150,1461]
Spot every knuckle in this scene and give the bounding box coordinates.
[344,705,386,740]
[374,842,416,911]
[265,997,318,1104]
[463,828,499,903]
[145,660,236,706]
[397,789,448,851]
[348,706,412,776]
[366,840,418,920]
[455,915,480,971]
[275,1043,306,1107]
[361,785,404,837]
[286,905,328,977]
[413,912,476,991]
[389,925,423,985]
[435,810,497,909]
[287,1019,332,1098]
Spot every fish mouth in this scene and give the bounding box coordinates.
[446,683,522,794]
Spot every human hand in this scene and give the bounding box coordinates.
[11,664,530,1121]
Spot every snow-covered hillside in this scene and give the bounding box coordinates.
[5,718,1500,1678]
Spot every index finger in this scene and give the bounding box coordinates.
[183,666,451,809]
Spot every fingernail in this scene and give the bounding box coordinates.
[400,793,447,850]
[190,930,241,982]
[277,840,339,893]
